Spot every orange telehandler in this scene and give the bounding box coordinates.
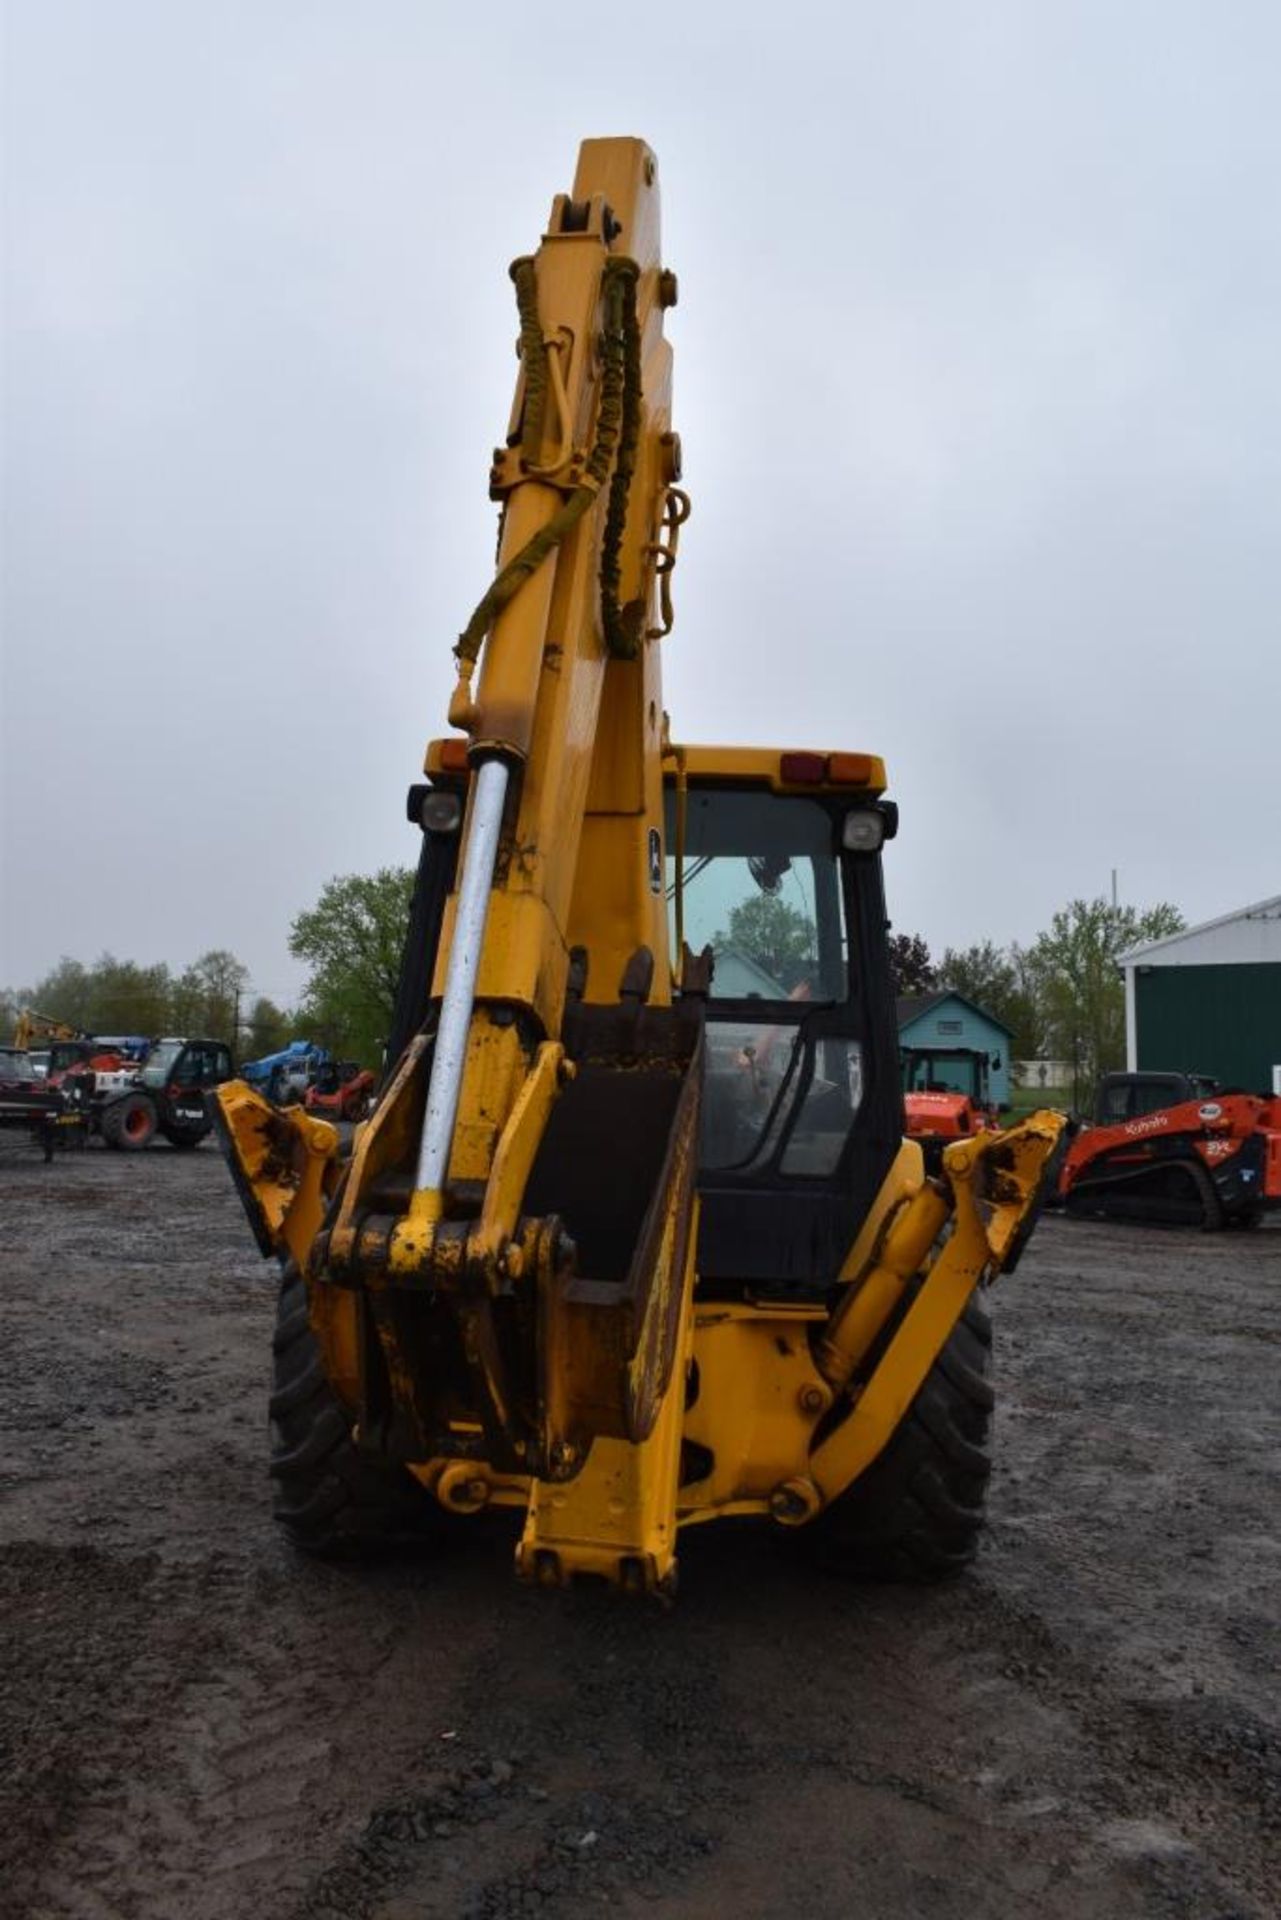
[215,138,1065,1596]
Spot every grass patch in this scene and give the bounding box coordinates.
[1004,1084,1072,1118]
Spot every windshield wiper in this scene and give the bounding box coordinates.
[664,852,714,902]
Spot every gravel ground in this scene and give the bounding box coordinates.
[2,1138,1277,1920]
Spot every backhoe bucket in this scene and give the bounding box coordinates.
[521,999,704,1452]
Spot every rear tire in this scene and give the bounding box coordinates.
[100,1093,157,1151]
[270,1269,440,1557]
[803,1287,993,1583]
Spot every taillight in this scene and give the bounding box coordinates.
[828,752,874,785]
[779,751,826,785]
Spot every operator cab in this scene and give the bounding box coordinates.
[901,1046,995,1107]
[141,1038,235,1093]
[1094,1071,1220,1127]
[665,758,903,1305]
[29,1039,95,1080]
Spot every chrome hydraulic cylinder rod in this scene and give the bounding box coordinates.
[414,756,509,1195]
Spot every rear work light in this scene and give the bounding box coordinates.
[842,810,886,853]
[407,783,464,833]
[421,789,463,834]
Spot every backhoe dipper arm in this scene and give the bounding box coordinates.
[402,138,682,1214]
[13,1010,83,1049]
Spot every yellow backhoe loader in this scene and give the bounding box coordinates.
[13,1009,82,1051]
[215,137,1064,1597]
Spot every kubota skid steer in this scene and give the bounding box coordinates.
[1059,1073,1281,1228]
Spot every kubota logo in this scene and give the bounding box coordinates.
[1122,1113,1169,1138]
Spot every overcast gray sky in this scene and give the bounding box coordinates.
[2,1,1278,1008]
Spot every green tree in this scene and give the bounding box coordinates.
[193,948,249,1045]
[169,966,207,1035]
[290,868,414,1064]
[888,932,935,996]
[245,995,293,1060]
[15,949,250,1045]
[24,953,173,1036]
[88,955,174,1035]
[166,949,248,1043]
[713,895,815,993]
[21,956,94,1029]
[1025,898,1184,1108]
[937,938,1042,1061]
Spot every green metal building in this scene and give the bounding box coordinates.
[1121,896,1281,1094]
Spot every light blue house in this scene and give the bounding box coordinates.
[712,945,792,999]
[897,991,1012,1109]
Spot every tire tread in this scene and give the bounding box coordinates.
[268,1271,437,1557]
[804,1284,994,1584]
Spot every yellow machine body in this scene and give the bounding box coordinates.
[216,138,1065,1597]
[12,1010,81,1049]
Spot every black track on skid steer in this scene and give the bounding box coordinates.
[802,1285,994,1582]
[269,1268,440,1557]
[1065,1156,1225,1229]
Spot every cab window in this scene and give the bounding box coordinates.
[666,789,848,1003]
[665,787,860,1179]
[170,1048,202,1088]
[1131,1080,1176,1119]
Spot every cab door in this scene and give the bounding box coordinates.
[167,1045,222,1129]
